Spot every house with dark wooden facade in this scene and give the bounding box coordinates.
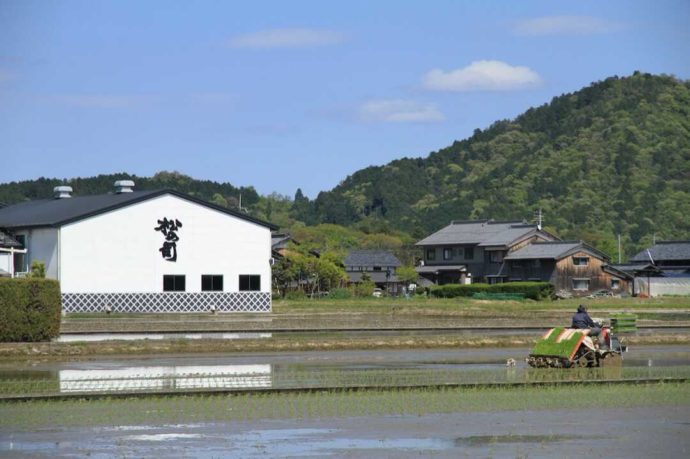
[344,249,403,295]
[414,220,557,285]
[502,241,632,296]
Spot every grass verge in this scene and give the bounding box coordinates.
[0,333,688,361]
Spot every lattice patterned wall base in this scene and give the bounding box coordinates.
[62,292,271,313]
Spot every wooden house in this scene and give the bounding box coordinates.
[502,241,632,296]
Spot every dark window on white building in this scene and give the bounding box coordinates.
[163,275,186,292]
[239,275,261,291]
[202,275,223,291]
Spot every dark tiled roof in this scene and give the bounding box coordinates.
[0,230,21,248]
[630,241,690,263]
[271,234,292,249]
[416,264,467,273]
[344,250,401,268]
[504,241,610,261]
[608,263,660,273]
[0,189,277,230]
[415,220,554,247]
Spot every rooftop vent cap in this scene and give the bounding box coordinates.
[114,180,135,193]
[53,186,73,199]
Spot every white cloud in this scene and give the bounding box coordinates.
[51,94,149,108]
[359,99,444,123]
[514,16,622,36]
[423,60,542,92]
[227,28,345,49]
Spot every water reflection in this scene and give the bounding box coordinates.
[58,333,273,342]
[59,364,272,393]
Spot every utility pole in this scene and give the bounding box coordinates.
[534,208,543,230]
[617,234,622,264]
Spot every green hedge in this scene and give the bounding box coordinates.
[0,278,61,342]
[429,281,554,300]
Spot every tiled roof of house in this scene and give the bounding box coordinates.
[504,241,610,261]
[271,233,293,249]
[344,250,402,268]
[0,230,22,248]
[630,241,690,263]
[0,189,277,230]
[415,220,553,247]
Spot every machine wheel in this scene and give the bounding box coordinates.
[574,348,595,368]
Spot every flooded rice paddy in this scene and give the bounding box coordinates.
[1,346,689,397]
[2,400,689,457]
[1,345,689,457]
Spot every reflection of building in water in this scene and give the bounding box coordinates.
[59,364,272,393]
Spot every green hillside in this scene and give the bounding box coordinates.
[2,72,689,260]
[306,72,690,257]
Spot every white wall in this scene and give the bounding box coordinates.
[0,252,10,274]
[635,277,690,297]
[26,228,59,278]
[59,194,272,293]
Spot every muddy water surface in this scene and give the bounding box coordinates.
[2,406,688,457]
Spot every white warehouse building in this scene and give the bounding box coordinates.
[0,181,277,313]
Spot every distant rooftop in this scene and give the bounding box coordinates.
[0,230,22,248]
[504,241,610,261]
[415,219,554,247]
[630,241,690,263]
[344,250,402,268]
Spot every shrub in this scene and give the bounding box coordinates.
[30,261,46,278]
[0,278,61,342]
[429,281,553,300]
[490,281,554,300]
[429,283,490,298]
[329,288,353,299]
[354,281,376,297]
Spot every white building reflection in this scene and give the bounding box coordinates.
[59,364,272,393]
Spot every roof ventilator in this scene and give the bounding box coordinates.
[53,186,73,199]
[114,180,135,193]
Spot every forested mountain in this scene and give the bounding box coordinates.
[2,73,689,259]
[300,72,690,257]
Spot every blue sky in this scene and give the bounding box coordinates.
[1,0,689,197]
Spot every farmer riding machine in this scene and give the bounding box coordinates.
[526,317,631,368]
